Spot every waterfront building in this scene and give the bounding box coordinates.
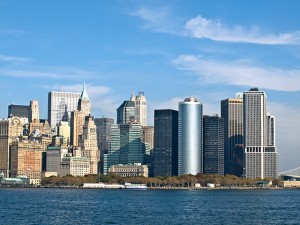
[8,100,40,122]
[10,141,43,185]
[60,156,90,177]
[79,115,100,174]
[103,122,146,175]
[243,88,278,179]
[153,109,178,177]
[48,91,80,128]
[109,163,148,177]
[94,117,114,173]
[46,146,68,175]
[0,117,23,177]
[203,115,224,175]
[221,97,244,176]
[178,97,203,175]
[57,121,71,145]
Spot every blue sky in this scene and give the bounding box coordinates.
[0,0,299,172]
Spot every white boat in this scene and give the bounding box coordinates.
[124,182,147,190]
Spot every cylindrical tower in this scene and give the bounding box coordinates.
[178,97,203,175]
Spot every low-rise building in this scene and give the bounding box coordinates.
[109,163,148,177]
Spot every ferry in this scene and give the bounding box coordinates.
[124,182,147,190]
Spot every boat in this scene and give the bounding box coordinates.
[124,182,147,190]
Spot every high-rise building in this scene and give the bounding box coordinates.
[203,115,224,175]
[243,88,278,179]
[178,97,203,175]
[94,118,114,173]
[46,146,68,175]
[134,92,147,126]
[221,97,244,176]
[48,91,80,128]
[103,122,146,175]
[8,100,40,122]
[0,117,23,177]
[142,126,154,165]
[77,83,91,117]
[10,140,43,185]
[153,109,178,177]
[79,115,99,174]
[117,100,136,124]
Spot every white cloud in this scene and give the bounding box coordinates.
[185,15,300,45]
[174,54,300,91]
[0,67,97,79]
[131,7,182,35]
[0,55,30,63]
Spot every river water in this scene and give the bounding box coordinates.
[0,188,298,224]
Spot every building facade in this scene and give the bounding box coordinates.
[221,97,244,176]
[10,141,43,185]
[153,109,178,177]
[0,117,23,177]
[117,100,136,124]
[79,116,100,174]
[134,92,147,126]
[60,156,90,177]
[178,97,203,175]
[203,115,224,175]
[48,91,80,128]
[243,88,278,179]
[109,163,148,177]
[8,100,39,122]
[77,83,91,117]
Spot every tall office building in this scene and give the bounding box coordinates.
[153,109,178,177]
[95,117,114,173]
[203,115,224,175]
[77,83,91,117]
[221,97,244,176]
[79,115,100,174]
[134,92,147,126]
[178,97,203,175]
[0,117,23,177]
[243,88,278,179]
[117,100,136,124]
[103,122,146,175]
[48,91,80,128]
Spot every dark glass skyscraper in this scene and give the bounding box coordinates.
[221,97,244,177]
[153,109,178,177]
[203,115,224,175]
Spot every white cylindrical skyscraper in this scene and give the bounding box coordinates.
[178,97,203,175]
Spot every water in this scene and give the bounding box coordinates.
[0,188,299,225]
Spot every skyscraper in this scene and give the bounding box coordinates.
[243,88,278,179]
[221,97,244,176]
[153,109,178,177]
[178,97,203,175]
[103,122,146,175]
[95,117,114,173]
[0,117,23,177]
[8,100,40,122]
[79,115,99,174]
[77,83,91,117]
[117,100,135,124]
[134,92,147,126]
[203,115,224,175]
[48,91,80,128]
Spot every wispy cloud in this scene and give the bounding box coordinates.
[185,15,300,45]
[0,67,97,79]
[174,54,300,91]
[131,7,182,35]
[0,55,31,63]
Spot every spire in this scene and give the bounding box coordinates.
[80,82,90,100]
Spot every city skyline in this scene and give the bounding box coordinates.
[0,1,299,172]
